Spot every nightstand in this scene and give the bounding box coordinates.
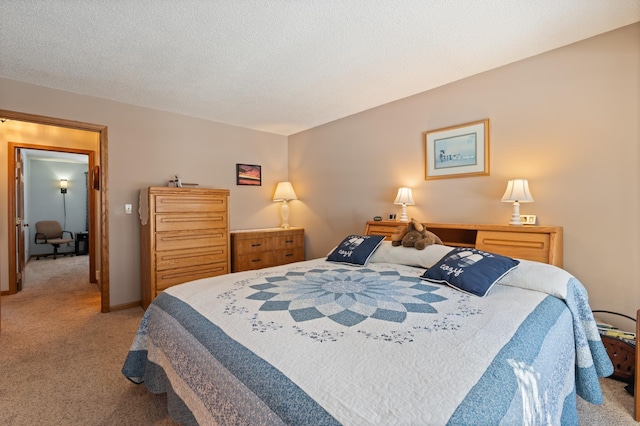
[231,228,305,272]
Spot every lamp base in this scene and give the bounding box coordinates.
[398,204,409,222]
[508,201,523,226]
[280,200,291,229]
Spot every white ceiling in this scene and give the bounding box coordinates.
[1,1,639,136]
[22,149,88,164]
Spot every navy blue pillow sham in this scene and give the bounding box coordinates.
[420,248,519,297]
[327,235,386,266]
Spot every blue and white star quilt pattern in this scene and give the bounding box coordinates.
[123,257,612,425]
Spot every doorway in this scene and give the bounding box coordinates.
[2,109,110,313]
[19,148,92,283]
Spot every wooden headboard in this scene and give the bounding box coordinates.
[364,220,563,267]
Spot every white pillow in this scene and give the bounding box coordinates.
[369,241,454,268]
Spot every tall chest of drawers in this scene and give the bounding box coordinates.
[140,187,230,309]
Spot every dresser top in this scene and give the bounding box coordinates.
[231,227,303,234]
[145,186,230,195]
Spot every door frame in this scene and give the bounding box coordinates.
[2,109,110,313]
[10,144,97,288]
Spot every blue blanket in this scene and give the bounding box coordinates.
[497,259,614,404]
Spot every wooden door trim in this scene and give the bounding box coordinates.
[8,144,97,288]
[2,109,110,313]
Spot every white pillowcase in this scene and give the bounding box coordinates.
[368,241,454,268]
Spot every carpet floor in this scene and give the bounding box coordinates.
[0,255,637,425]
[0,255,175,425]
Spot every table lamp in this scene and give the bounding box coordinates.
[501,179,534,226]
[273,182,298,229]
[394,187,415,222]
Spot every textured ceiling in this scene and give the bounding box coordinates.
[1,1,639,136]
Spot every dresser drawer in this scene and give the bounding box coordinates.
[155,229,227,252]
[274,233,304,250]
[274,247,305,265]
[155,194,227,214]
[234,237,273,254]
[155,213,227,232]
[155,245,228,271]
[156,262,228,291]
[475,230,550,263]
[234,252,275,271]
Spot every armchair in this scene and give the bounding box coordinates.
[34,220,74,260]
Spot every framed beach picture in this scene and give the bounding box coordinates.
[424,119,490,180]
[236,164,262,186]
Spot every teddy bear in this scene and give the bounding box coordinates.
[390,218,443,250]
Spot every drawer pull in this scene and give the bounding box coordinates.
[251,258,262,263]
[481,238,545,249]
[251,243,262,247]
[285,253,293,257]
[285,239,294,243]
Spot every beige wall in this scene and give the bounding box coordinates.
[0,80,289,306]
[289,23,640,321]
[1,24,638,319]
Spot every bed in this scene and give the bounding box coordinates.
[123,231,613,425]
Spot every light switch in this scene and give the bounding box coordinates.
[125,204,132,215]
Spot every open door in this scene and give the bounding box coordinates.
[13,148,26,292]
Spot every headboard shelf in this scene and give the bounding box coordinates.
[430,228,476,248]
[364,220,563,267]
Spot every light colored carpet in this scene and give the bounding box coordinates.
[577,377,638,425]
[0,255,176,425]
[0,255,637,425]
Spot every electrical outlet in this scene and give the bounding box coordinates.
[520,214,537,225]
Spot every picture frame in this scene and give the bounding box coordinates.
[424,119,489,180]
[236,163,262,186]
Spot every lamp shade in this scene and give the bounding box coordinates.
[273,182,298,201]
[501,179,534,203]
[393,187,415,205]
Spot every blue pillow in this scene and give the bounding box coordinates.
[327,235,386,266]
[420,248,519,297]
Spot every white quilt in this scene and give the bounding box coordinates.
[123,257,612,425]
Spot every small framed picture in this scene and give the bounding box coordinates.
[424,119,490,180]
[236,164,262,186]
